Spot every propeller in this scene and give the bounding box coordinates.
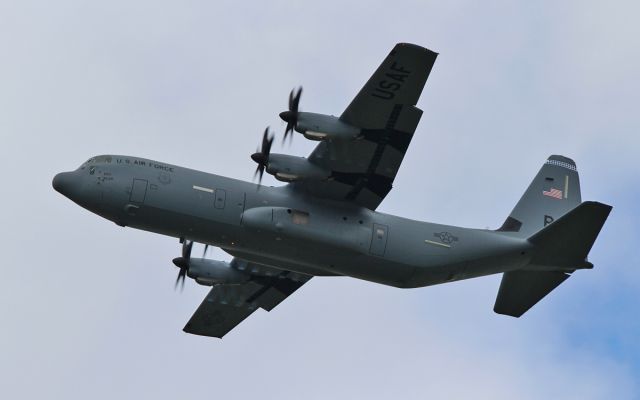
[279,87,303,143]
[250,127,275,184]
[172,239,193,291]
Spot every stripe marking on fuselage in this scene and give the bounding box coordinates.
[424,239,451,248]
[193,185,214,193]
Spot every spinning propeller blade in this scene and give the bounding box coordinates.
[250,127,274,185]
[279,87,302,143]
[173,240,193,291]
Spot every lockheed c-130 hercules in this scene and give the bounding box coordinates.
[52,43,611,338]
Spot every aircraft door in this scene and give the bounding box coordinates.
[130,179,148,203]
[369,223,389,257]
[211,189,244,226]
[214,189,226,209]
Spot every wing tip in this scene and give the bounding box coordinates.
[493,305,524,318]
[183,325,224,339]
[394,42,439,56]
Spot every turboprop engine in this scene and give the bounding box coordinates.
[284,112,361,141]
[265,154,331,182]
[279,87,361,141]
[172,240,250,288]
[250,128,331,183]
[185,258,250,286]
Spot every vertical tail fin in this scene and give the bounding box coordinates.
[497,155,582,237]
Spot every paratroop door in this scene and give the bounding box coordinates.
[214,189,226,209]
[130,179,148,203]
[369,223,389,256]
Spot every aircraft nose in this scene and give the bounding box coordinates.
[52,172,75,195]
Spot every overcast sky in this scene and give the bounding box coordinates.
[1,1,639,399]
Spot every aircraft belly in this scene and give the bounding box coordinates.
[223,249,338,277]
[330,255,417,287]
[404,251,531,288]
[120,203,243,245]
[228,243,417,286]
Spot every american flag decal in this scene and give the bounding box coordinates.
[543,188,563,199]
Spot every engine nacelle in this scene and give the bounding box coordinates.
[186,258,250,286]
[266,154,331,182]
[295,112,361,141]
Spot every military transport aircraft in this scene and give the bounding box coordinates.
[52,43,611,338]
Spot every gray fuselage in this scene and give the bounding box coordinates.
[53,155,532,288]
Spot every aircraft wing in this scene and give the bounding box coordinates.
[183,260,311,338]
[295,43,438,210]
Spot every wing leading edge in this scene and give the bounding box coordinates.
[184,260,311,338]
[295,43,438,210]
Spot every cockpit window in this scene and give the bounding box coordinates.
[89,166,96,175]
[80,155,113,170]
[94,155,113,164]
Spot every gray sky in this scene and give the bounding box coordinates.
[1,1,639,399]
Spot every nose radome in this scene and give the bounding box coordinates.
[52,172,74,195]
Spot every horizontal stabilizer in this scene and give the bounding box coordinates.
[529,201,612,267]
[494,201,611,317]
[494,270,571,317]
